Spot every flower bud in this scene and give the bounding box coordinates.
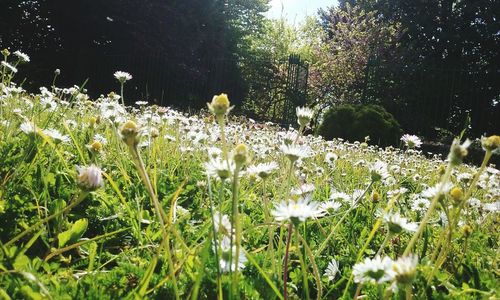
[89,116,97,127]
[121,120,140,146]
[207,93,231,117]
[438,165,446,176]
[233,144,249,166]
[371,191,380,203]
[450,186,464,205]
[77,165,104,191]
[90,140,103,152]
[448,139,471,166]
[481,135,500,153]
[461,224,472,237]
[1,49,10,57]
[54,69,61,75]
[150,128,159,139]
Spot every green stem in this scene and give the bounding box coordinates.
[231,165,242,299]
[127,144,179,300]
[263,179,276,273]
[296,229,310,300]
[283,223,293,300]
[120,83,125,106]
[406,284,413,300]
[317,181,373,255]
[206,175,223,298]
[403,164,453,256]
[375,230,391,257]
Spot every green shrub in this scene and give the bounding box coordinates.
[317,103,402,146]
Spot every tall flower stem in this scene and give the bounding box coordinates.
[231,164,242,298]
[120,83,125,106]
[217,117,229,162]
[262,179,276,273]
[375,231,391,257]
[295,229,310,300]
[207,175,223,299]
[277,161,296,278]
[403,163,453,256]
[283,223,293,300]
[316,181,374,255]
[127,144,179,300]
[427,149,492,281]
[5,191,88,247]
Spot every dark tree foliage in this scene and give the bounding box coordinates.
[0,0,269,108]
[320,0,499,138]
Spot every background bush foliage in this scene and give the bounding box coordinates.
[317,103,402,146]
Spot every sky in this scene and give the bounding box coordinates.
[265,0,338,24]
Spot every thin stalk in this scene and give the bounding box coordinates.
[406,285,413,300]
[283,223,293,300]
[207,175,223,299]
[231,165,242,298]
[403,164,453,256]
[375,230,391,257]
[295,229,310,300]
[263,179,276,273]
[317,181,373,255]
[120,83,125,106]
[127,144,179,300]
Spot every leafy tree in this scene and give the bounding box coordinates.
[310,4,401,107]
[0,0,270,108]
[326,0,500,137]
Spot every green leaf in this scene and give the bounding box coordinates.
[58,218,88,248]
[20,286,42,300]
[13,254,30,271]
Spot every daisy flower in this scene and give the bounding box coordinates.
[1,61,17,73]
[204,158,235,180]
[353,256,395,284]
[392,255,418,285]
[369,160,390,182]
[13,51,30,62]
[114,71,132,83]
[411,197,430,213]
[219,238,247,273]
[246,161,278,179]
[76,165,104,191]
[20,121,38,135]
[324,258,340,281]
[401,134,422,149]
[421,182,453,199]
[280,144,310,162]
[383,212,418,234]
[271,196,324,224]
[296,106,314,127]
[43,128,70,144]
[290,183,315,196]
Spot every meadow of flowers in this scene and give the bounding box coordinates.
[0,50,499,299]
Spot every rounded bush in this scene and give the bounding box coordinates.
[317,103,402,146]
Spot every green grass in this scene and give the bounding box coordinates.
[0,54,499,299]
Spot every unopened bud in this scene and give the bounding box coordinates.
[450,187,464,205]
[121,120,140,146]
[481,135,500,153]
[207,93,231,117]
[90,140,103,152]
[462,224,472,237]
[233,144,249,166]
